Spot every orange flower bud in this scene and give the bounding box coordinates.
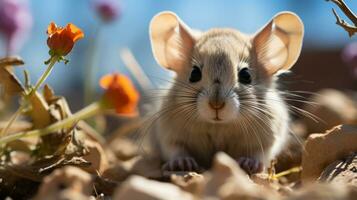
[46,22,84,57]
[99,73,139,116]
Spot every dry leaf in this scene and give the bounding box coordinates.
[32,89,74,156]
[34,166,92,200]
[0,56,25,67]
[28,91,51,128]
[171,172,205,195]
[43,84,56,103]
[302,125,357,183]
[0,56,25,96]
[287,183,357,200]
[113,175,195,200]
[81,139,109,174]
[204,152,280,200]
[319,152,357,187]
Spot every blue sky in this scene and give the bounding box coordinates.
[2,0,357,97]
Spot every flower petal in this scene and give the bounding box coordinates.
[47,22,59,35]
[66,23,84,42]
[100,73,139,115]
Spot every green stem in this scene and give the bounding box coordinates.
[0,102,103,145]
[0,106,23,137]
[272,166,302,180]
[31,56,58,95]
[0,56,59,137]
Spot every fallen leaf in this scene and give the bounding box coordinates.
[0,56,25,96]
[113,175,195,200]
[171,172,205,196]
[204,152,280,200]
[81,139,109,174]
[301,124,357,183]
[34,166,92,200]
[319,152,357,188]
[28,91,51,128]
[287,183,357,200]
[0,56,25,67]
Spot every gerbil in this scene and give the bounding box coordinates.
[148,11,304,174]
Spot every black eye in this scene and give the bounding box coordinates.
[189,66,202,83]
[238,68,251,84]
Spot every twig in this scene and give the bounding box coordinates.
[327,0,357,37]
[327,0,357,25]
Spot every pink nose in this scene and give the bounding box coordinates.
[209,101,225,110]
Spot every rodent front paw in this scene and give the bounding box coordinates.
[162,157,200,172]
[237,157,263,175]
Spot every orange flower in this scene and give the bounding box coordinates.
[46,22,84,57]
[100,73,139,115]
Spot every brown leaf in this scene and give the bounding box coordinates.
[204,152,280,200]
[113,175,195,200]
[0,57,25,96]
[28,91,51,128]
[43,84,56,103]
[81,139,109,174]
[31,89,74,156]
[171,172,205,195]
[0,56,24,67]
[302,125,357,183]
[319,152,357,187]
[288,183,357,200]
[34,166,92,200]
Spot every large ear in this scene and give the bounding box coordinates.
[252,12,304,75]
[149,11,197,72]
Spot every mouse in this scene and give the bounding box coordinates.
[148,11,304,175]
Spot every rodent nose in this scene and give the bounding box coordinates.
[209,100,225,110]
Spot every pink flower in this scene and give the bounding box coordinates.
[0,0,32,55]
[342,42,357,78]
[93,0,121,23]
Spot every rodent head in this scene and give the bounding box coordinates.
[149,11,304,124]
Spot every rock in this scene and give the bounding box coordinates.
[113,175,195,200]
[34,166,92,200]
[319,152,357,187]
[287,183,357,200]
[204,152,280,200]
[302,89,357,134]
[301,125,357,183]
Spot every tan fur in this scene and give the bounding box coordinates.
[149,11,304,169]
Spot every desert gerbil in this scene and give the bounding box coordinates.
[148,11,304,174]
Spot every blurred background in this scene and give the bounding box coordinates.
[1,0,357,111]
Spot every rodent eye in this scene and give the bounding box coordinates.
[189,66,202,83]
[238,68,252,84]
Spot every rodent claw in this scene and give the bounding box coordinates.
[237,157,263,175]
[162,157,200,172]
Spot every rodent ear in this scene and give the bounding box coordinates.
[252,12,304,75]
[149,11,197,72]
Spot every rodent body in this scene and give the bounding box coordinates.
[148,12,304,172]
